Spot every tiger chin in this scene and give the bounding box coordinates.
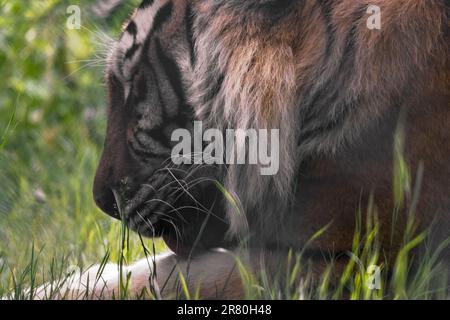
[36,0,449,299]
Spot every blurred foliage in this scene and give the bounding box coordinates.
[0,0,137,141]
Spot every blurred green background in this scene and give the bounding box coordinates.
[0,0,165,291]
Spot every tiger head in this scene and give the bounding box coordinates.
[93,0,448,253]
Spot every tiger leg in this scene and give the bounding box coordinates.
[33,249,247,300]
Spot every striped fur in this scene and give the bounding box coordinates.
[88,0,450,298]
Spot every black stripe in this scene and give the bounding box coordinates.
[139,1,174,71]
[317,0,336,58]
[142,52,169,122]
[136,127,172,149]
[129,141,167,160]
[125,21,137,36]
[262,0,296,24]
[138,0,174,57]
[298,100,354,142]
[124,21,139,61]
[135,72,148,103]
[152,2,174,34]
[125,43,141,60]
[185,4,196,66]
[203,73,224,105]
[298,4,367,145]
[306,4,366,112]
[139,0,154,10]
[155,38,186,106]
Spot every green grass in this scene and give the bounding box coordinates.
[0,0,165,299]
[0,0,449,300]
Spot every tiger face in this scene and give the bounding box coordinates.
[94,0,317,243]
[94,0,449,251]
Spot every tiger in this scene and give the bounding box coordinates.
[38,0,450,299]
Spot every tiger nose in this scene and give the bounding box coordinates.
[93,164,146,220]
[93,163,122,220]
[93,184,121,220]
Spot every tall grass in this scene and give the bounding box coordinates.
[230,124,450,300]
[1,132,449,299]
[0,0,162,299]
